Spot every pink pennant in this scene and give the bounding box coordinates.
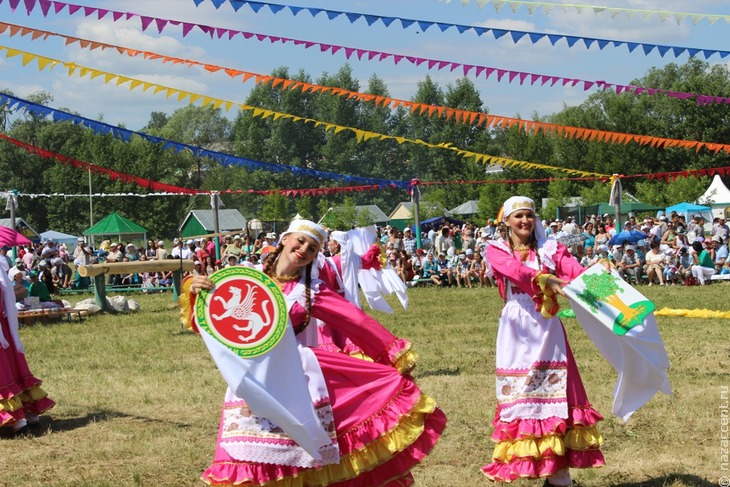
[23,0,36,14]
[82,6,94,16]
[67,3,80,14]
[96,8,108,19]
[38,0,51,16]
[112,11,123,21]
[139,16,154,32]
[53,2,66,14]
[182,22,195,36]
[155,19,168,33]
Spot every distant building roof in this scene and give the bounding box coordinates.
[388,202,413,220]
[355,205,388,223]
[179,209,247,234]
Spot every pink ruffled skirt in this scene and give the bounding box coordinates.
[202,349,446,486]
[482,339,605,481]
[0,314,55,427]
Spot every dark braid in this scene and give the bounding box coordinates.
[301,262,313,334]
[263,243,313,335]
[263,244,285,276]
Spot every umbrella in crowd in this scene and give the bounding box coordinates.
[0,226,31,247]
[256,244,277,255]
[608,229,647,247]
[556,233,588,247]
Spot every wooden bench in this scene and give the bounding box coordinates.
[77,260,194,311]
[17,307,83,326]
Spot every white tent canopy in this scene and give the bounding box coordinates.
[449,200,479,216]
[40,230,83,248]
[697,175,730,218]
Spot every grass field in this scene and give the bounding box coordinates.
[0,284,727,487]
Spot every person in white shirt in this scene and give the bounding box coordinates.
[181,240,195,260]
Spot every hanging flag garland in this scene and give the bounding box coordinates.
[0,50,610,178]
[4,0,728,64]
[0,95,407,189]
[5,131,728,199]
[435,0,730,26]
[186,0,729,60]
[2,22,727,129]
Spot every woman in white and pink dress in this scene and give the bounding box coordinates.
[0,260,54,434]
[482,197,604,486]
[190,220,445,487]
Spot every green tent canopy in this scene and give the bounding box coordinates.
[83,212,147,244]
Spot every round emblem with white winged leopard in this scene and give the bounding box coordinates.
[195,267,287,358]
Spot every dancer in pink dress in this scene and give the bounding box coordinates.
[190,220,445,486]
[482,197,604,486]
[0,260,54,435]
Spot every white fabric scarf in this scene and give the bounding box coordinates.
[563,264,671,421]
[0,259,23,351]
[197,284,333,460]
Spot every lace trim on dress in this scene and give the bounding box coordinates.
[538,239,558,272]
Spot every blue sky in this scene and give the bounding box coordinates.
[0,0,728,132]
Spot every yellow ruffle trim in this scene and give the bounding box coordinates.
[393,348,418,376]
[206,394,439,487]
[347,351,374,363]
[534,272,559,318]
[492,426,604,462]
[179,277,195,331]
[0,384,49,425]
[0,395,23,415]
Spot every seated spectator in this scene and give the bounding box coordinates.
[226,255,240,268]
[9,258,25,280]
[28,271,61,308]
[714,236,728,272]
[12,270,29,303]
[396,250,415,284]
[675,247,693,284]
[690,240,716,285]
[119,256,142,286]
[455,252,472,288]
[617,245,643,283]
[190,260,204,276]
[580,246,599,268]
[36,260,56,295]
[421,253,442,286]
[435,252,454,287]
[644,241,666,286]
[51,257,72,289]
[469,251,487,288]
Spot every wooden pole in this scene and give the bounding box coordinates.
[78,260,195,278]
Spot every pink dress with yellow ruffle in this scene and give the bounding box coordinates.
[482,240,604,482]
[201,281,446,487]
[0,288,55,428]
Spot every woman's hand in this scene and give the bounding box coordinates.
[546,275,567,297]
[190,275,215,294]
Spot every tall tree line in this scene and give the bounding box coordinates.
[0,59,728,237]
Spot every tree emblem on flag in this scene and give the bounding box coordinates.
[576,271,655,335]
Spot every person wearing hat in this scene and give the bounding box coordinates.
[28,270,60,306]
[222,235,242,261]
[617,244,643,284]
[9,257,25,280]
[72,237,86,260]
[188,220,445,486]
[72,242,95,290]
[482,196,605,484]
[401,227,416,254]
